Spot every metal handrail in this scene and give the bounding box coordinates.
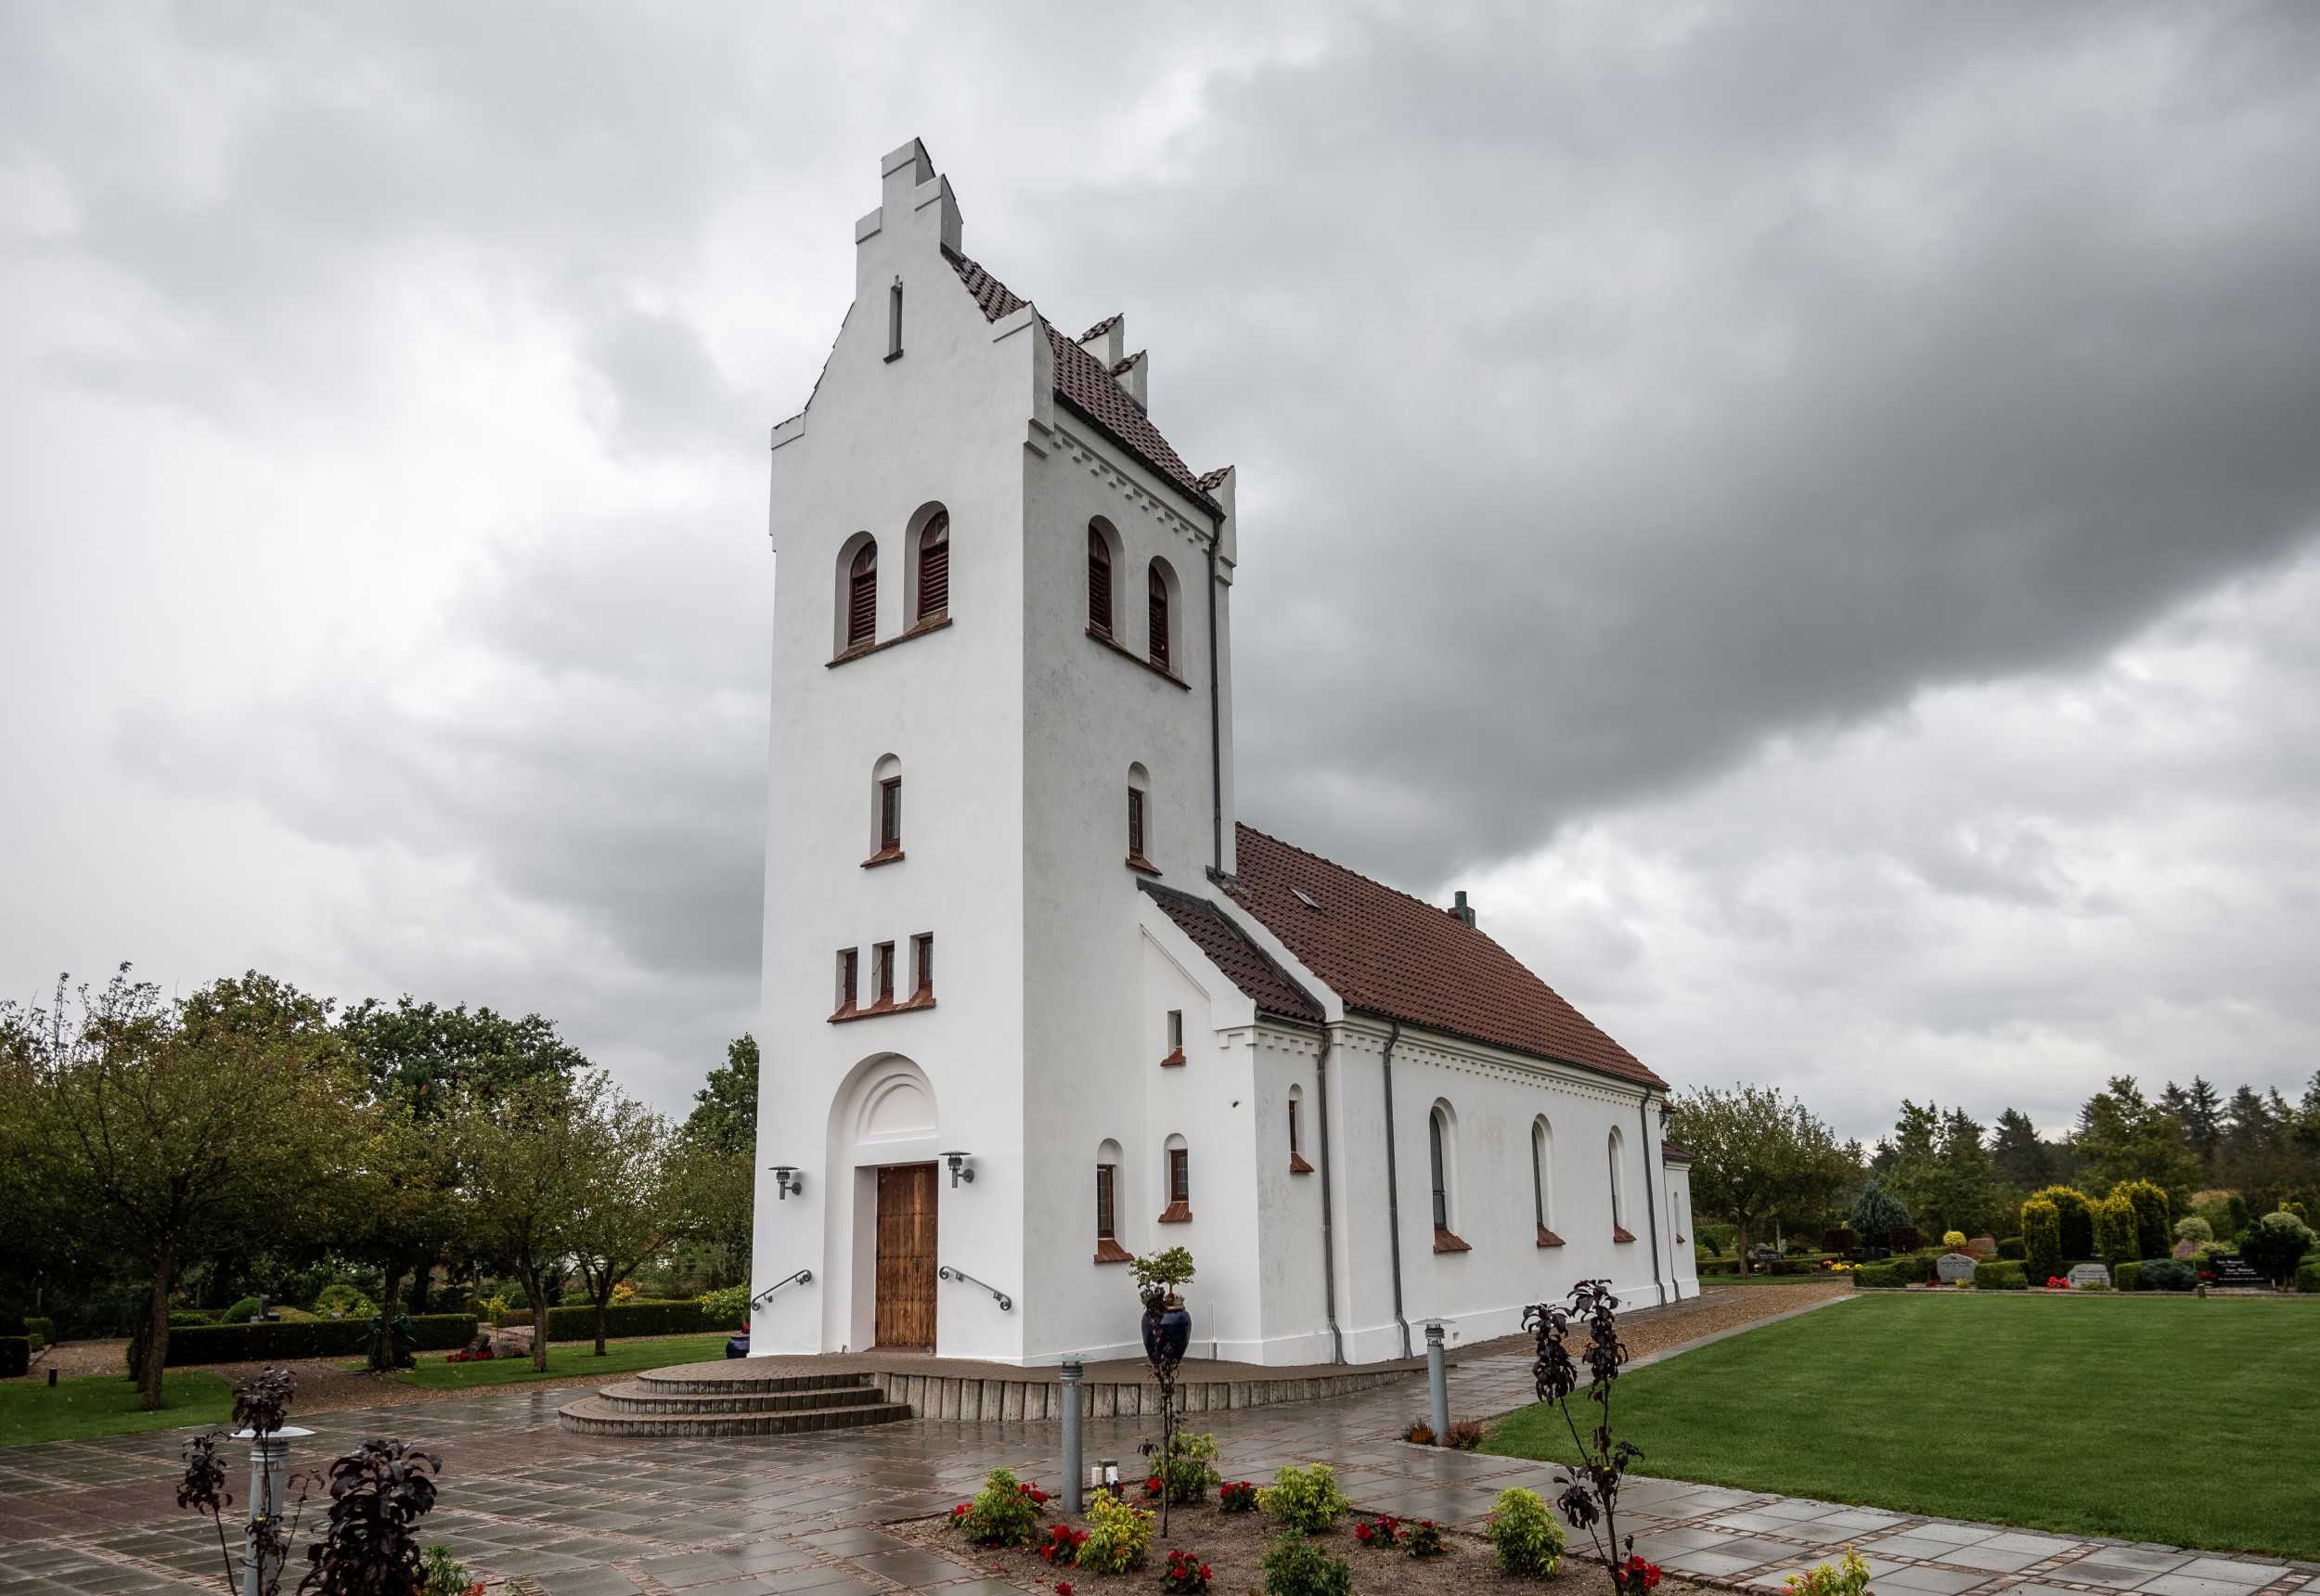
[749,1268,813,1309]
[937,1265,1013,1311]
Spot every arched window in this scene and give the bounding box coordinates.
[1088,523,1115,635]
[1288,1084,1311,1173]
[1146,560,1171,670]
[1429,1101,1468,1251]
[869,753,903,863]
[1095,1138,1128,1262]
[846,540,878,650]
[1160,1133,1191,1222]
[1428,1107,1450,1230]
[916,511,949,622]
[1127,761,1154,871]
[1532,1116,1561,1245]
[1608,1128,1630,1239]
[1671,1185,1686,1244]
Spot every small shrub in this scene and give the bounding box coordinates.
[2115,1261,2144,1293]
[1785,1549,1873,1596]
[2096,1195,2140,1267]
[417,1545,480,1596]
[1442,1418,1486,1450]
[1160,1548,1211,1593]
[2029,1186,2095,1259]
[1852,1265,1900,1289]
[2114,1179,2172,1259]
[1260,1533,1351,1596]
[1400,1418,1436,1446]
[1078,1492,1154,1575]
[1403,1519,1447,1559]
[1486,1487,1565,1578]
[2023,1199,2063,1284]
[1036,1525,1088,1567]
[1155,1430,1219,1505]
[1257,1464,1350,1534]
[1219,1481,1258,1514]
[1973,1261,2026,1291]
[2241,1212,2320,1286]
[2175,1216,2213,1245]
[2294,1256,2320,1294]
[956,1468,1044,1549]
[2143,1258,2197,1293]
[1886,1254,1933,1284]
[1353,1515,1400,1548]
[1998,1236,2025,1260]
[222,1295,264,1325]
[1941,1230,1966,1250]
[694,1284,750,1323]
[303,1438,442,1596]
[313,1285,377,1322]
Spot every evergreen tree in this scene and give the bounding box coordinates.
[2074,1075,2199,1204]
[1991,1109,2055,1192]
[2184,1076,2224,1169]
[683,1034,759,1156]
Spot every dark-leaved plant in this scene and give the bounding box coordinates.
[176,1368,312,1596]
[1526,1280,1654,1596]
[300,1438,443,1595]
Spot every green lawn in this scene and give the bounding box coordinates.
[1486,1294,2320,1559]
[359,1332,734,1392]
[0,1371,235,1447]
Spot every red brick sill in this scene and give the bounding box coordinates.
[1127,855,1161,877]
[861,847,905,869]
[1156,1200,1192,1224]
[1612,1225,1637,1243]
[828,991,936,1023]
[1159,1047,1185,1068]
[1289,1152,1314,1175]
[1093,1239,1133,1265]
[1433,1227,1471,1255]
[1086,624,1189,690]
[1537,1227,1566,1248]
[828,614,952,668]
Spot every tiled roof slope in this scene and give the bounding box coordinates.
[1224,824,1667,1090]
[1141,882,1324,1023]
[944,249,1220,516]
[1661,1142,1695,1163]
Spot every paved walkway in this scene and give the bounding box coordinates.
[2,1294,2310,1596]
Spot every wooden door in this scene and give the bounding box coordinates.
[874,1163,939,1348]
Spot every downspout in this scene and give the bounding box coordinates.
[1639,1093,1669,1306]
[1379,1021,1411,1358]
[1204,516,1224,874]
[1313,1025,1343,1364]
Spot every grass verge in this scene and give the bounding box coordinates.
[357,1332,735,1392]
[1,1371,236,1447]
[1485,1294,2320,1559]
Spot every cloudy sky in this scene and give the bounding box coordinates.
[5,2,2316,1142]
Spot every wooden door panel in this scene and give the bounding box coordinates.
[874,1163,938,1348]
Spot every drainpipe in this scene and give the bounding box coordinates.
[1639,1093,1669,1306]
[1313,1025,1343,1364]
[1378,1022,1411,1358]
[1204,517,1224,875]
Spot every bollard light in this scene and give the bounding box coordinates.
[233,1422,312,1596]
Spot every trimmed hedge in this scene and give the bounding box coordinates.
[1974,1260,2027,1291]
[1853,1266,1902,1289]
[2296,1257,2319,1294]
[161,1313,476,1367]
[496,1299,743,1340]
[2114,1261,2143,1294]
[1997,1236,2025,1260]
[1886,1254,1935,1284]
[2142,1259,2197,1293]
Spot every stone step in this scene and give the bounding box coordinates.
[632,1363,881,1396]
[556,1395,914,1439]
[593,1379,890,1415]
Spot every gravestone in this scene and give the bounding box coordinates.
[1966,1235,1998,1260]
[1937,1253,1979,1283]
[2209,1254,2263,1287]
[2066,1262,2111,1289]
[2172,1238,2199,1261]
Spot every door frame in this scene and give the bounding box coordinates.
[872,1160,940,1349]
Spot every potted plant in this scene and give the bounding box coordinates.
[1129,1247,1195,1366]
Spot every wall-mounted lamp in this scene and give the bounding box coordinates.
[769,1164,804,1202]
[939,1150,975,1188]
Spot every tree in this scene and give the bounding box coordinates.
[2112,1178,2172,1260]
[453,1075,599,1373]
[684,1034,758,1155]
[566,1090,700,1356]
[2028,1185,2095,1260]
[1669,1086,1853,1274]
[1991,1109,2056,1195]
[4,968,363,1408]
[1850,1177,1911,1244]
[677,1036,758,1290]
[2074,1076,2199,1204]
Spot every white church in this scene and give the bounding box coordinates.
[749,139,1696,1370]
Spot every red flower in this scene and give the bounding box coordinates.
[1057,1584,1073,1595]
[1355,1524,1373,1543]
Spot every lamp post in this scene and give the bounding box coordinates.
[234,1422,310,1596]
[1059,1358,1084,1513]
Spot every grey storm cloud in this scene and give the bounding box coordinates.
[6,1,2319,1123]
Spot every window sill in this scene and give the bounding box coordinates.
[829,992,936,1023]
[1086,625,1190,690]
[1093,1239,1133,1265]
[1537,1226,1565,1248]
[861,847,905,869]
[1288,1152,1314,1176]
[1156,1200,1192,1225]
[1127,854,1161,877]
[1612,1225,1636,1244]
[1158,1047,1185,1068]
[829,614,952,668]
[883,348,906,364]
[1433,1227,1471,1255]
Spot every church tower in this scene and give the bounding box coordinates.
[752,139,1239,1362]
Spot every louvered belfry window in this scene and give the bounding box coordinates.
[846,543,878,649]
[916,513,949,622]
[1128,787,1146,859]
[1088,526,1113,634]
[1147,563,1169,669]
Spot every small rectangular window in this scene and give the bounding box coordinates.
[887,279,904,358]
[1128,788,1146,858]
[874,941,896,1005]
[1166,1010,1182,1049]
[836,947,858,1010]
[1168,1147,1191,1205]
[880,777,902,851]
[911,933,934,997]
[1096,1165,1116,1241]
[1288,1097,1302,1155]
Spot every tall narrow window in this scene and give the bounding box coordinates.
[835,947,858,1013]
[879,776,902,852]
[1147,562,1170,670]
[916,512,949,621]
[887,278,904,359]
[847,542,878,649]
[1096,1164,1116,1241]
[1287,1086,1311,1174]
[1160,1008,1183,1066]
[1128,788,1146,858]
[910,933,934,998]
[1609,1129,1630,1239]
[1532,1118,1561,1245]
[1088,525,1114,635]
[873,941,896,1006]
[1428,1109,1450,1231]
[1168,1147,1191,1204]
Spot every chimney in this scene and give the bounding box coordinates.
[1450,890,1476,929]
[1114,349,1148,406]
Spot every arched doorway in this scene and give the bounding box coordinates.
[830,1054,941,1350]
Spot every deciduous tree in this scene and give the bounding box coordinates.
[1669,1086,1854,1273]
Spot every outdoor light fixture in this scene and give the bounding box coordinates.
[939,1150,975,1188]
[769,1164,804,1201]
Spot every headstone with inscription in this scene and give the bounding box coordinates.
[1938,1253,1979,1283]
[2067,1262,2111,1289]
[2209,1254,2263,1287]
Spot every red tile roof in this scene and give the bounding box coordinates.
[1224,824,1667,1090]
[1660,1142,1695,1163]
[944,249,1220,516]
[1142,882,1323,1023]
